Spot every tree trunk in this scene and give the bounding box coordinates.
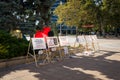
[100,20,105,37]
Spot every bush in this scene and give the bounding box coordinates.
[0,30,29,59]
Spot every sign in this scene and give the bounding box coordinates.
[67,36,76,44]
[46,37,59,48]
[77,36,86,43]
[59,36,69,46]
[82,24,94,28]
[91,35,98,41]
[84,35,92,42]
[32,38,46,50]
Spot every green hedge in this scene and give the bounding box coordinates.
[0,30,29,59]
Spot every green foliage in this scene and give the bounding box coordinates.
[102,0,120,27]
[0,0,19,31]
[54,0,97,27]
[0,30,29,59]
[0,0,56,33]
[54,0,120,35]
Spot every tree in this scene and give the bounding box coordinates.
[19,0,56,29]
[0,0,20,31]
[96,0,120,36]
[54,0,120,36]
[0,0,56,33]
[54,0,97,27]
[102,0,120,36]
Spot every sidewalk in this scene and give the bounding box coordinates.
[0,39,120,80]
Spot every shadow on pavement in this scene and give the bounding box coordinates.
[0,50,120,80]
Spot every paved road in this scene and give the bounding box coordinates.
[0,38,120,80]
[99,39,120,52]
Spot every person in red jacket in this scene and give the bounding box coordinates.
[42,25,51,36]
[35,25,51,37]
[34,27,43,38]
[34,26,52,43]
